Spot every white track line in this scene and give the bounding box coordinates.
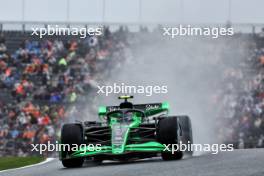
[0,158,55,173]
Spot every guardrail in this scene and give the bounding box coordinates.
[0,21,264,33]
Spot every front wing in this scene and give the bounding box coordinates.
[67,141,165,159]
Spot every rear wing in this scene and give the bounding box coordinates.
[98,102,169,117]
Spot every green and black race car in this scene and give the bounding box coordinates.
[60,96,193,168]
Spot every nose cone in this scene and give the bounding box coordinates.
[111,125,129,154]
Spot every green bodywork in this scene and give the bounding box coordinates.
[64,102,169,159]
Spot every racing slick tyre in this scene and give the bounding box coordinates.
[177,116,193,156]
[61,124,84,168]
[157,116,183,160]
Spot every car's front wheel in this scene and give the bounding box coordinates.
[61,124,84,168]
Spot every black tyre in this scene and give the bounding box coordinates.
[161,151,183,160]
[177,116,193,156]
[93,157,103,164]
[157,116,183,160]
[61,124,84,168]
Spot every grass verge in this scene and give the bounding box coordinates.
[0,157,45,171]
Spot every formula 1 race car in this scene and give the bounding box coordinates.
[60,96,193,168]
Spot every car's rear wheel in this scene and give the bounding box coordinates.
[61,124,84,168]
[177,116,193,156]
[157,116,183,160]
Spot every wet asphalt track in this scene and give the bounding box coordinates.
[1,149,264,176]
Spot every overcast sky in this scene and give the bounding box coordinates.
[0,0,263,24]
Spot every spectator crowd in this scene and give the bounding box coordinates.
[214,33,264,148]
[0,27,129,156]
